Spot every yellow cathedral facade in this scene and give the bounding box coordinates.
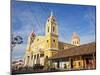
[24,12,80,68]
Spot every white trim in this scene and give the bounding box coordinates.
[48,48,58,50]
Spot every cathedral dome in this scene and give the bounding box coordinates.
[71,32,80,46]
[72,32,80,40]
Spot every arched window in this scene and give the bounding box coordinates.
[73,41,74,45]
[47,40,49,48]
[47,40,48,43]
[37,39,39,41]
[46,56,48,59]
[53,39,55,42]
[48,26,49,32]
[53,26,55,32]
[77,41,78,44]
[53,39,56,48]
[75,41,76,44]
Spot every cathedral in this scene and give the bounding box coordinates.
[24,12,80,68]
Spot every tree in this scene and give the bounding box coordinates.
[11,35,23,50]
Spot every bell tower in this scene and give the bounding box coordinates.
[45,11,58,36]
[27,31,36,51]
[24,31,36,67]
[45,11,58,50]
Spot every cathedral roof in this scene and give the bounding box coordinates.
[49,42,96,60]
[58,41,74,46]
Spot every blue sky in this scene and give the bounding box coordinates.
[11,1,96,61]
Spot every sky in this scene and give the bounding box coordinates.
[11,0,96,61]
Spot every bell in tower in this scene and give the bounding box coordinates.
[45,11,58,50]
[45,11,58,36]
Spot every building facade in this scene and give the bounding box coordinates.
[49,43,96,70]
[24,12,79,68]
